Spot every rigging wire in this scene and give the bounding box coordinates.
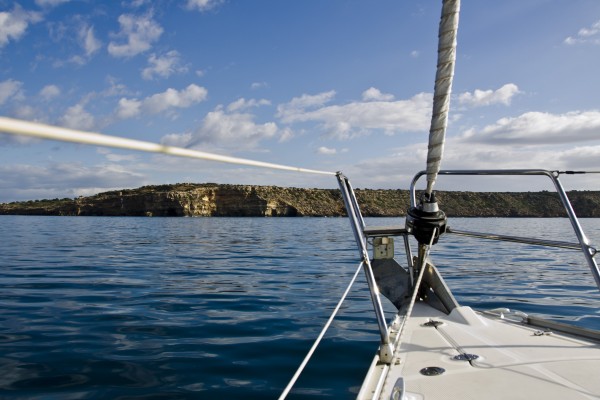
[425,0,460,194]
[278,260,364,400]
[0,116,336,176]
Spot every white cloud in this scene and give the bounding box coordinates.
[277,90,431,139]
[13,104,38,121]
[116,98,142,119]
[279,127,294,142]
[345,135,600,192]
[565,20,600,45]
[461,110,600,145]
[34,0,71,7]
[457,84,520,107]
[226,98,270,112]
[142,50,187,80]
[97,148,139,162]
[129,0,150,7]
[0,5,42,48]
[185,0,223,12]
[362,87,394,102]
[0,162,145,202]
[115,84,208,118]
[317,146,337,155]
[251,81,268,90]
[558,145,600,170]
[39,84,60,100]
[162,105,278,150]
[410,50,419,58]
[143,84,207,113]
[60,103,95,130]
[82,25,102,57]
[278,91,336,116]
[108,13,163,58]
[0,79,24,105]
[160,131,193,148]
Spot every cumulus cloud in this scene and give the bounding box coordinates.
[82,25,101,56]
[457,84,520,107]
[0,79,24,105]
[39,84,60,100]
[460,110,600,145]
[0,5,42,48]
[143,84,207,113]
[0,162,144,202]
[226,98,270,112]
[34,0,71,7]
[142,50,187,80]
[60,103,95,130]
[61,23,101,65]
[97,148,139,162]
[278,91,336,116]
[108,13,163,57]
[362,87,394,102]
[317,146,337,155]
[162,103,278,150]
[115,98,142,119]
[250,81,268,90]
[347,136,600,192]
[565,19,600,45]
[277,90,431,139]
[115,84,208,118]
[13,104,38,121]
[185,0,223,12]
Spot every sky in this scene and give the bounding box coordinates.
[1,0,599,202]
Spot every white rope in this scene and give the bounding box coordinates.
[278,261,363,400]
[426,0,461,194]
[0,117,335,176]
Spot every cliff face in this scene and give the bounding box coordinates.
[0,183,599,217]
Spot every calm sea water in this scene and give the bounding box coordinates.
[0,216,599,399]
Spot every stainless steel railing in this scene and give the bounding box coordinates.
[409,169,600,290]
[336,173,394,363]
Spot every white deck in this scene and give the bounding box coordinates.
[358,303,600,400]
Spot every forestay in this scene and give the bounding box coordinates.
[425,0,460,195]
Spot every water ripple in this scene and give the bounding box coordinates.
[0,216,598,399]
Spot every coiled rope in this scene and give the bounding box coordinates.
[0,117,335,176]
[426,0,460,194]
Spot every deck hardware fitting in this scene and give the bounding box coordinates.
[452,353,479,361]
[390,378,405,400]
[420,366,445,376]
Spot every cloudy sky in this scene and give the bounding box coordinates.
[1,0,599,202]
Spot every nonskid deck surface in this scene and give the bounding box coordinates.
[360,303,600,400]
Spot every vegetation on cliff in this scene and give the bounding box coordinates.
[0,183,599,217]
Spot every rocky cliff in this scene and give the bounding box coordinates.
[0,183,599,217]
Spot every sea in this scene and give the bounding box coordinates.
[0,216,599,399]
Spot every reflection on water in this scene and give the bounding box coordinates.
[0,216,598,399]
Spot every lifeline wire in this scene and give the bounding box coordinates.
[278,260,364,400]
[0,117,335,176]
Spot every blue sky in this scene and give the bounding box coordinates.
[1,0,599,202]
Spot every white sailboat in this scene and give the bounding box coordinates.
[347,1,600,398]
[0,1,599,399]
